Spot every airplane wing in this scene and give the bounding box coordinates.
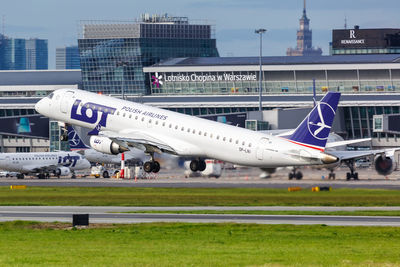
[328,148,397,161]
[325,138,371,148]
[22,164,60,174]
[98,129,201,156]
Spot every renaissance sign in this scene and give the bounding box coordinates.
[159,73,257,84]
[332,28,400,49]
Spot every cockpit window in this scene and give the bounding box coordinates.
[47,93,54,99]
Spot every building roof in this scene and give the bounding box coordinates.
[0,70,82,86]
[153,54,400,67]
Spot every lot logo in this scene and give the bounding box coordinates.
[152,72,163,88]
[71,100,116,135]
[58,154,79,167]
[307,102,335,140]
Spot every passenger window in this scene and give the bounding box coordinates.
[169,124,172,128]
[242,141,245,146]
[155,121,159,125]
[162,122,166,126]
[175,125,178,130]
[229,138,232,143]
[117,111,120,116]
[210,134,213,138]
[192,129,196,134]
[129,114,132,119]
[248,143,252,147]
[223,137,226,141]
[135,116,138,120]
[187,128,191,133]
[123,113,126,117]
[142,117,145,122]
[198,131,202,135]
[181,127,184,131]
[149,119,152,123]
[204,132,207,136]
[217,135,220,140]
[235,140,239,144]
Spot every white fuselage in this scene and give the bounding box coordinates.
[0,151,90,174]
[35,89,331,168]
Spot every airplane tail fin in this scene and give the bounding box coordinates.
[67,126,90,150]
[288,92,341,151]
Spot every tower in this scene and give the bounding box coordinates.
[287,0,322,56]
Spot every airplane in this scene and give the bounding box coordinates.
[35,88,344,173]
[0,151,91,179]
[67,125,147,165]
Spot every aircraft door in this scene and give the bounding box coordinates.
[256,137,271,160]
[60,91,75,114]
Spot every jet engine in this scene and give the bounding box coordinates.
[374,154,393,176]
[55,167,71,176]
[89,136,128,155]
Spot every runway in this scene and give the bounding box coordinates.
[1,177,400,190]
[1,206,400,226]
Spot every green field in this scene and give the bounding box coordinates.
[2,186,400,206]
[0,221,399,266]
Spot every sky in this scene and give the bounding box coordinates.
[2,0,400,69]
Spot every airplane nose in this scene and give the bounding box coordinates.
[35,98,47,114]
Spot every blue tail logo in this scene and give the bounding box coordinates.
[288,92,341,150]
[67,126,89,150]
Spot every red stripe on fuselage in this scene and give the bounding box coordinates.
[282,138,324,152]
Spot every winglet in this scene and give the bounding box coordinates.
[67,126,90,150]
[288,92,341,151]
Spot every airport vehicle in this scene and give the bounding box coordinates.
[0,151,91,179]
[35,88,342,173]
[67,126,146,165]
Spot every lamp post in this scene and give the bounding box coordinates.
[255,28,266,112]
[116,61,129,99]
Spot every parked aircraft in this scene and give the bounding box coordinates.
[0,151,91,179]
[67,126,147,165]
[35,89,344,173]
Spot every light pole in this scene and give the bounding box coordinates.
[255,28,266,112]
[117,61,129,99]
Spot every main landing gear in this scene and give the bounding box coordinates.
[143,152,160,173]
[189,159,206,172]
[345,159,358,180]
[288,168,303,180]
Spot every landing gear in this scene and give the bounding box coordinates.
[344,159,359,180]
[37,173,46,179]
[16,173,24,179]
[143,152,160,173]
[288,168,303,180]
[102,171,110,178]
[190,159,206,172]
[328,169,336,180]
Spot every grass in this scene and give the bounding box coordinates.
[122,210,400,216]
[0,221,399,266]
[2,186,400,206]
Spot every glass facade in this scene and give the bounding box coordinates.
[56,46,80,69]
[78,17,219,95]
[0,36,48,70]
[147,69,400,95]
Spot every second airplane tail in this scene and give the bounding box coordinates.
[67,126,90,150]
[287,91,341,151]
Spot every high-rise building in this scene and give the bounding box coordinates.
[25,39,48,70]
[0,36,48,70]
[286,0,322,56]
[78,14,219,95]
[56,46,80,69]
